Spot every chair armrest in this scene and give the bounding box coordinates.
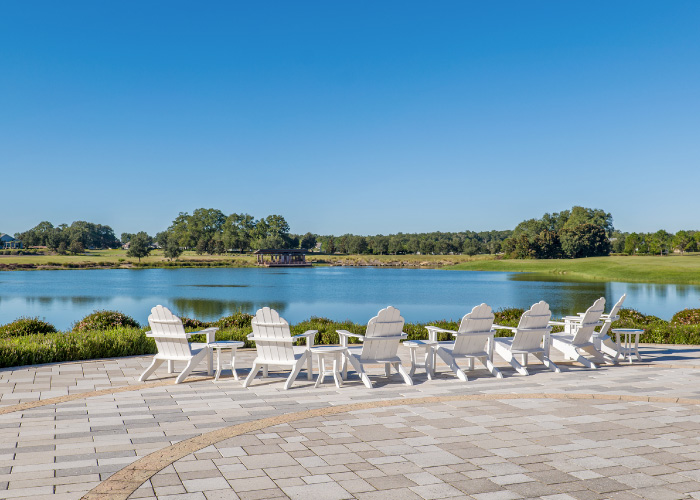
[492,324,517,331]
[425,326,457,334]
[337,330,365,339]
[292,330,318,348]
[548,321,566,326]
[337,330,365,347]
[145,331,153,337]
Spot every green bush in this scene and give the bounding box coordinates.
[73,310,140,332]
[215,312,253,329]
[180,317,208,329]
[671,309,700,325]
[0,328,155,368]
[0,317,57,337]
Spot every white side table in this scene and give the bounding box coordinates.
[311,346,347,388]
[209,341,245,381]
[612,329,644,363]
[404,340,438,380]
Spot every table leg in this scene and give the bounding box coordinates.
[231,349,239,381]
[425,348,433,381]
[314,357,324,388]
[214,349,222,382]
[333,355,342,388]
[409,348,417,377]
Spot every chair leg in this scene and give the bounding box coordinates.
[498,348,529,376]
[385,363,391,377]
[167,359,174,374]
[481,356,503,379]
[243,362,263,388]
[395,362,413,386]
[140,357,165,382]
[347,355,372,388]
[262,365,268,378]
[306,349,313,380]
[436,348,468,382]
[533,352,561,373]
[285,352,308,390]
[600,338,620,364]
[553,339,598,370]
[175,350,207,384]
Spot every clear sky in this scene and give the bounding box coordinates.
[1,1,699,237]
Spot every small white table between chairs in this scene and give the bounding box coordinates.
[209,340,245,381]
[311,346,347,388]
[612,329,644,363]
[404,340,438,379]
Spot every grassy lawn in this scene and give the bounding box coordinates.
[2,250,699,285]
[0,249,257,267]
[445,255,700,284]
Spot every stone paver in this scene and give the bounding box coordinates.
[0,345,700,499]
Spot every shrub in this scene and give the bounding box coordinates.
[671,309,700,325]
[0,317,57,337]
[215,312,253,329]
[615,308,665,328]
[73,310,140,332]
[0,328,155,368]
[494,308,525,327]
[180,317,208,329]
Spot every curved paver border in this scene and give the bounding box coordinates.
[80,392,700,500]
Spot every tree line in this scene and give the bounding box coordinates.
[14,205,700,260]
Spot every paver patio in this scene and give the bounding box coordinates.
[2,345,700,499]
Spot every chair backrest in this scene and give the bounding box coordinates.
[452,303,495,355]
[361,306,405,361]
[599,294,626,337]
[571,297,605,345]
[148,305,193,359]
[510,301,552,351]
[250,307,294,362]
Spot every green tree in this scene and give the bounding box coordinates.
[559,224,610,258]
[126,232,152,262]
[68,240,85,255]
[299,232,317,250]
[624,233,641,255]
[121,233,134,245]
[672,230,692,254]
[532,230,560,259]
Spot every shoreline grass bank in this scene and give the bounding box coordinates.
[1,250,700,285]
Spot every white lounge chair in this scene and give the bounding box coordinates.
[338,306,413,389]
[425,303,502,381]
[140,305,218,384]
[493,301,560,375]
[243,307,317,390]
[549,297,607,369]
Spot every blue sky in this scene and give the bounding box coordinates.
[1,1,699,237]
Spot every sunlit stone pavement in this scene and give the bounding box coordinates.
[2,344,700,500]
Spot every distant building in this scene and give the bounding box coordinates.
[254,249,311,267]
[0,234,22,249]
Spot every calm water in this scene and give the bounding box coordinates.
[1,267,699,330]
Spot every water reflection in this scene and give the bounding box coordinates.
[170,298,287,319]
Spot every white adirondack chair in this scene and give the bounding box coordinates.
[242,307,317,390]
[594,294,627,360]
[549,297,606,369]
[140,305,218,384]
[338,306,413,389]
[492,301,560,375]
[425,303,502,381]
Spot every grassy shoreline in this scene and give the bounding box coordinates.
[1,250,700,284]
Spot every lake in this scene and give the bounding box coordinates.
[1,267,699,330]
